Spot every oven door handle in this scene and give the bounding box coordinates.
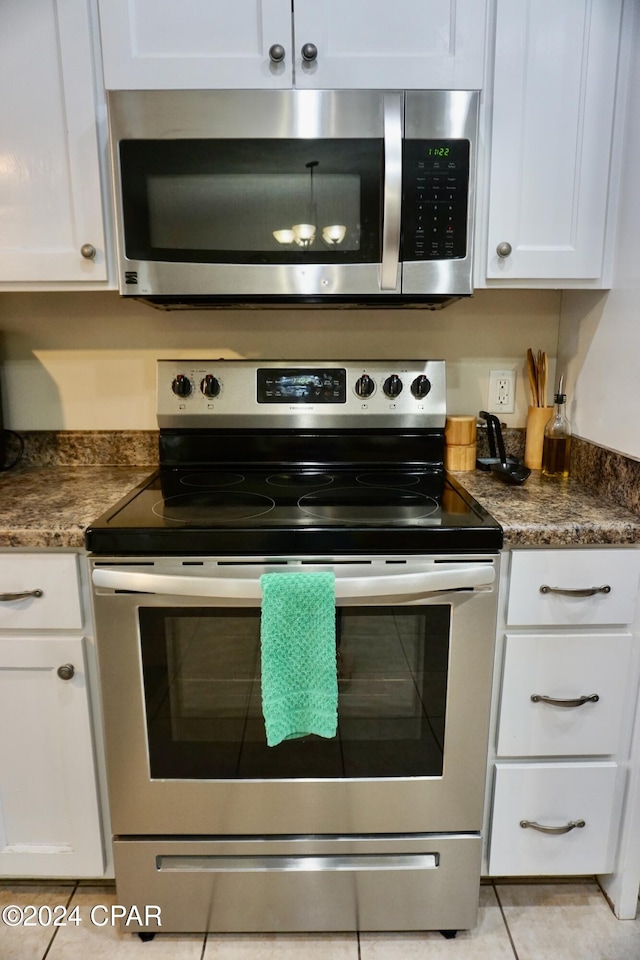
[91,563,495,600]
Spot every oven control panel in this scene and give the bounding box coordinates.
[157,360,446,429]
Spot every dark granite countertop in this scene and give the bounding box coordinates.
[458,469,640,547]
[0,465,153,549]
[0,459,637,550]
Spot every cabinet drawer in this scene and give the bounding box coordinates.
[497,632,632,757]
[489,762,619,876]
[507,550,640,626]
[0,555,82,630]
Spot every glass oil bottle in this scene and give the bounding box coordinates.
[542,375,572,478]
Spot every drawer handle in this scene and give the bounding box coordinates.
[540,584,611,597]
[0,589,44,602]
[531,694,599,708]
[520,819,586,835]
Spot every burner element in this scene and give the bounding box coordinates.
[356,472,421,488]
[298,486,439,524]
[267,472,334,488]
[153,492,275,524]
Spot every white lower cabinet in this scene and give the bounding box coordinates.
[0,553,105,877]
[490,762,619,876]
[497,632,632,758]
[487,547,640,882]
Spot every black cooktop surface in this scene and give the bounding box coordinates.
[85,466,503,555]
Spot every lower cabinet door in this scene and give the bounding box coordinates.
[0,636,104,876]
[489,762,619,876]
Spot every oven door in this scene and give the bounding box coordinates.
[91,556,498,837]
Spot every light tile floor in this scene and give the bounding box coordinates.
[0,879,638,959]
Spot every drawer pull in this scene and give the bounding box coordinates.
[0,589,44,602]
[520,819,586,835]
[539,584,611,597]
[531,693,599,708]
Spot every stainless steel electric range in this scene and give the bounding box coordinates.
[87,360,502,938]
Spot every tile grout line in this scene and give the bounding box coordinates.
[40,881,79,960]
[492,881,522,960]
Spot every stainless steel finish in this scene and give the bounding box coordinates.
[80,243,96,260]
[380,95,403,290]
[268,43,285,62]
[531,693,599,708]
[301,42,318,62]
[92,560,495,600]
[157,853,439,872]
[402,90,479,297]
[496,241,512,258]
[0,589,43,602]
[113,834,483,932]
[540,584,611,597]
[91,553,499,838]
[57,663,75,681]
[108,89,391,142]
[156,359,446,429]
[123,261,399,299]
[520,820,586,835]
[108,89,476,301]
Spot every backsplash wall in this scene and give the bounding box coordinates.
[0,289,560,431]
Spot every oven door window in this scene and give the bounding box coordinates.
[139,606,449,780]
[119,139,382,265]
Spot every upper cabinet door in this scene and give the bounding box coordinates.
[98,0,294,89]
[0,0,107,283]
[293,0,487,89]
[486,0,622,281]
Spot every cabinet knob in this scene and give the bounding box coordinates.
[57,663,75,681]
[496,242,512,258]
[269,44,286,63]
[301,42,318,62]
[80,243,96,260]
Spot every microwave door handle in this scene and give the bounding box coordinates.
[92,564,494,600]
[380,94,403,291]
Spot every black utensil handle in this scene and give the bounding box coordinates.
[479,411,506,464]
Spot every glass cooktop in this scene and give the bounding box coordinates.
[85,467,503,556]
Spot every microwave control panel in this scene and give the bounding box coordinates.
[401,140,470,262]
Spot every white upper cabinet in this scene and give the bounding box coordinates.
[97,0,487,90]
[0,0,107,284]
[485,0,623,283]
[97,0,294,90]
[292,0,487,89]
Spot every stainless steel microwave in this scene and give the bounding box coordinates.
[107,89,479,309]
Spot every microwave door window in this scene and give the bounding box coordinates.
[119,139,383,265]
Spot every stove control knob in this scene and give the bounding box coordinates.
[411,375,431,399]
[200,374,221,398]
[383,374,403,398]
[171,375,192,398]
[355,374,375,398]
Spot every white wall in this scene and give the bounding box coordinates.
[558,3,640,461]
[0,288,559,431]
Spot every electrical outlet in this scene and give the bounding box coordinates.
[488,369,516,413]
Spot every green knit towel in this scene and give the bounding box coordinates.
[260,571,338,748]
